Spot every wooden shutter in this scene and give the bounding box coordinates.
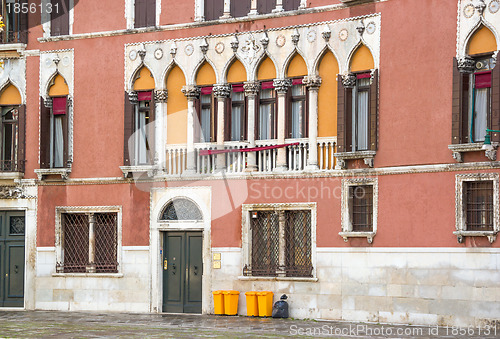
[231,0,251,17]
[369,70,378,151]
[258,0,274,14]
[62,98,70,167]
[205,0,224,20]
[194,97,201,142]
[224,96,231,142]
[283,0,300,11]
[19,0,29,43]
[304,87,309,138]
[135,0,145,28]
[51,0,70,36]
[17,105,26,171]
[40,97,51,168]
[337,75,346,152]
[285,88,292,138]
[148,93,155,163]
[451,58,471,144]
[123,92,135,166]
[491,61,500,142]
[146,0,156,27]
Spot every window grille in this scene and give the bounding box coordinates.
[350,185,373,232]
[244,209,312,277]
[57,212,118,273]
[465,181,494,232]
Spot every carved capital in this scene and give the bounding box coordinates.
[154,90,168,103]
[128,91,138,104]
[213,84,232,99]
[341,73,356,88]
[44,98,53,109]
[273,79,292,94]
[303,75,322,89]
[458,57,475,73]
[243,81,260,97]
[182,86,201,100]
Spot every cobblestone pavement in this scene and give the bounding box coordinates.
[0,310,498,338]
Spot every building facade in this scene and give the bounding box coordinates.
[0,0,498,328]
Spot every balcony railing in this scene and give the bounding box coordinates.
[164,137,336,176]
[0,30,27,44]
[0,159,25,173]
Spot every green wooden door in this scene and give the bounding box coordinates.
[162,231,202,313]
[0,211,25,307]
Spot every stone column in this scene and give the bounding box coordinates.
[154,90,168,174]
[249,0,258,16]
[303,75,322,171]
[221,0,231,18]
[87,214,96,273]
[273,78,292,172]
[244,81,260,171]
[213,84,231,170]
[182,86,200,175]
[299,0,307,9]
[273,0,284,12]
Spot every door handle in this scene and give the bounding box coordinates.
[194,265,198,276]
[163,259,168,271]
[14,265,18,274]
[172,263,176,275]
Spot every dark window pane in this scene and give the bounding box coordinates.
[61,213,89,273]
[350,185,373,232]
[94,213,118,273]
[465,181,494,231]
[9,216,24,235]
[160,198,203,221]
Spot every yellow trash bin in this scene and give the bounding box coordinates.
[244,291,259,317]
[222,290,240,315]
[212,290,225,315]
[256,291,274,317]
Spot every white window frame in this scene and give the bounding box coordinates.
[454,173,499,243]
[54,206,123,276]
[241,202,317,280]
[41,0,74,38]
[339,177,378,244]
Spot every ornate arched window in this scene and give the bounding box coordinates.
[160,198,203,221]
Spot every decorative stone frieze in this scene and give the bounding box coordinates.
[213,84,231,99]
[243,81,260,97]
[200,38,209,55]
[273,79,292,94]
[0,186,25,199]
[321,25,331,42]
[154,90,168,103]
[291,28,300,45]
[475,0,486,16]
[170,42,177,58]
[356,21,365,36]
[230,35,239,53]
[260,31,269,50]
[182,86,201,99]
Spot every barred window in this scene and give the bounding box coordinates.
[57,212,118,273]
[464,181,494,232]
[350,185,373,232]
[244,209,312,278]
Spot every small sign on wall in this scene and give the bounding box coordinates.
[213,253,221,269]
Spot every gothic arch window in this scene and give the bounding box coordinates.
[160,198,203,221]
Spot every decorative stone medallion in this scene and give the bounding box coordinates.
[129,50,137,61]
[464,4,475,18]
[215,42,225,54]
[339,29,348,41]
[185,44,194,56]
[154,48,163,60]
[490,0,500,13]
[307,29,317,43]
[366,21,376,35]
[62,56,71,66]
[276,34,286,47]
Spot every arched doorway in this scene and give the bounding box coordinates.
[159,198,203,313]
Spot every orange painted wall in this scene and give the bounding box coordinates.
[0,84,22,105]
[196,62,216,86]
[227,59,247,83]
[350,44,374,72]
[318,51,338,137]
[133,67,155,91]
[467,26,497,55]
[167,66,188,144]
[257,57,276,80]
[48,74,70,97]
[286,53,307,77]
